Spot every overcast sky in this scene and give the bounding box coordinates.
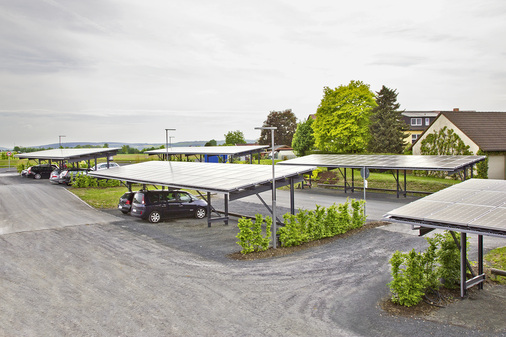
[1,0,505,148]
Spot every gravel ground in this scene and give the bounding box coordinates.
[0,173,505,336]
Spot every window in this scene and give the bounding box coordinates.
[178,192,192,202]
[412,134,419,143]
[425,118,430,126]
[411,118,422,126]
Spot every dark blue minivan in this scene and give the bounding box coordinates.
[131,190,207,223]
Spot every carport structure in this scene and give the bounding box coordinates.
[384,179,506,298]
[145,145,268,163]
[279,154,486,197]
[88,161,315,227]
[15,148,120,170]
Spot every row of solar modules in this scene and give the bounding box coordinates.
[385,179,506,232]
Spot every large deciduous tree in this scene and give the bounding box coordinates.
[368,85,407,154]
[258,109,297,146]
[312,81,376,153]
[224,130,246,145]
[291,117,315,156]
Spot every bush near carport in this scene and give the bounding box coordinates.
[278,199,366,248]
[236,214,272,254]
[388,231,464,307]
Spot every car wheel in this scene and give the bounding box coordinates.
[34,174,41,179]
[195,207,207,219]
[148,211,161,223]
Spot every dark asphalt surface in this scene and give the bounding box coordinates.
[0,171,505,336]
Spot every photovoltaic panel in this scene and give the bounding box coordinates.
[15,148,120,161]
[279,154,485,171]
[469,208,506,230]
[88,161,316,193]
[145,145,268,156]
[384,179,506,237]
[381,200,452,220]
[424,204,495,226]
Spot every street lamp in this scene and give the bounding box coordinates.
[165,129,176,161]
[255,126,278,248]
[59,135,66,148]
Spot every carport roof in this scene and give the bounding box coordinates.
[384,178,506,238]
[88,161,316,194]
[15,148,120,162]
[145,145,268,156]
[278,154,485,172]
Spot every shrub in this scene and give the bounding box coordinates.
[277,199,366,248]
[388,231,465,306]
[236,215,272,254]
[389,250,426,307]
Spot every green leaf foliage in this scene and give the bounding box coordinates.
[388,231,465,306]
[476,149,488,179]
[418,126,472,178]
[312,81,377,153]
[291,117,315,156]
[236,215,272,254]
[224,130,246,146]
[368,86,407,154]
[278,199,366,248]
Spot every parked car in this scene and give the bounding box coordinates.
[49,169,63,183]
[118,191,135,214]
[131,190,208,223]
[90,162,120,171]
[26,164,59,179]
[50,168,89,185]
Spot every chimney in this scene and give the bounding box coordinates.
[453,108,459,112]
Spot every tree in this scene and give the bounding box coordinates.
[258,109,297,146]
[224,130,246,145]
[368,86,407,154]
[205,139,217,147]
[420,126,472,156]
[419,126,472,178]
[291,117,315,156]
[312,81,376,153]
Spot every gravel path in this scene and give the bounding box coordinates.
[0,174,504,336]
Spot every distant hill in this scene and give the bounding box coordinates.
[11,140,257,151]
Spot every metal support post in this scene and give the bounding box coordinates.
[290,177,295,215]
[207,192,212,227]
[224,194,229,225]
[351,169,355,192]
[478,235,484,290]
[460,232,467,298]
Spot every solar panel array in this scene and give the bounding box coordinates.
[15,148,120,160]
[278,154,486,171]
[89,161,316,193]
[145,145,268,156]
[385,179,506,234]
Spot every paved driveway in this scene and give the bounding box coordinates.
[0,175,504,336]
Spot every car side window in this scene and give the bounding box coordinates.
[178,192,192,202]
[165,192,177,202]
[150,193,162,204]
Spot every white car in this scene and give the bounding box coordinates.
[90,162,120,171]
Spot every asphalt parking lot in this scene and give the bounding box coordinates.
[0,172,505,336]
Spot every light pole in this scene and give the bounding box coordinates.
[59,135,66,148]
[165,129,176,161]
[255,126,277,248]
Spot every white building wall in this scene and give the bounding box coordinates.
[412,116,479,155]
[488,155,506,179]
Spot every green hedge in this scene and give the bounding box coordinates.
[278,199,366,248]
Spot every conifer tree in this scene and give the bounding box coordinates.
[368,86,407,154]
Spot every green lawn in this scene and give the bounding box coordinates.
[485,246,506,284]
[69,186,130,209]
